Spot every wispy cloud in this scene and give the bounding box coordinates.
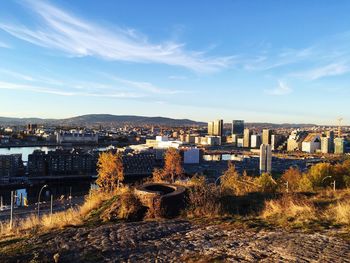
[265,81,292,96]
[242,32,350,82]
[0,41,10,48]
[0,67,184,98]
[168,75,188,80]
[0,80,142,98]
[0,68,35,81]
[0,1,232,73]
[102,74,184,95]
[291,62,350,80]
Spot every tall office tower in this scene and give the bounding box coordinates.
[207,121,214,135]
[262,129,272,145]
[327,131,335,153]
[250,134,261,148]
[208,119,223,137]
[321,137,331,154]
[232,120,244,135]
[213,119,224,137]
[260,144,272,174]
[243,128,252,148]
[334,138,345,154]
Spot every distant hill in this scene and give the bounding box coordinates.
[0,114,205,127]
[0,114,322,128]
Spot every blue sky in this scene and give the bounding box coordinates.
[0,0,350,124]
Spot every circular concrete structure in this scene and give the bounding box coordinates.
[135,183,186,217]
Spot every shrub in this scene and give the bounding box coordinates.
[256,173,278,193]
[184,176,222,218]
[280,167,303,192]
[307,163,333,188]
[100,187,145,222]
[220,163,257,195]
[297,174,314,192]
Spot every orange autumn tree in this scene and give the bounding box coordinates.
[164,148,183,183]
[153,148,183,183]
[96,151,124,192]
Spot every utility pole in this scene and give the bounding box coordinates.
[50,194,53,223]
[10,191,14,229]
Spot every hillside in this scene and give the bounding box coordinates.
[0,114,205,127]
[0,114,320,128]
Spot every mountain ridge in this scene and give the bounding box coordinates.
[0,114,205,127]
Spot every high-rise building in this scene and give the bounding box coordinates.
[321,137,331,154]
[232,120,244,135]
[208,119,223,137]
[214,119,223,137]
[250,134,261,148]
[260,144,272,174]
[262,129,272,145]
[207,122,214,136]
[243,128,252,148]
[334,138,345,154]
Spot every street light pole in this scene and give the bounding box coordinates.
[37,184,48,218]
[50,194,53,223]
[10,191,14,229]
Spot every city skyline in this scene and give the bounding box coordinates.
[1,1,350,125]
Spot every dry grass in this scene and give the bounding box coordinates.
[325,199,350,225]
[261,194,317,226]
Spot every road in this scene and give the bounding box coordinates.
[0,196,85,222]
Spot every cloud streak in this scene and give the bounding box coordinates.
[0,80,142,98]
[102,74,185,95]
[242,32,350,81]
[290,62,350,80]
[0,1,232,73]
[0,66,184,99]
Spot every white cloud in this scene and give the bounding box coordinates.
[0,1,232,73]
[102,74,184,95]
[242,32,350,81]
[0,80,142,98]
[0,67,183,98]
[291,62,350,80]
[265,81,292,96]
